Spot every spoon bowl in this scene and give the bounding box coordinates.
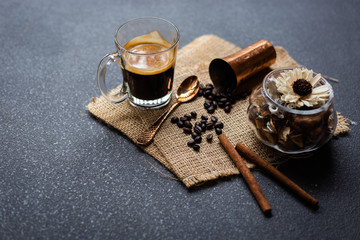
[136,75,199,146]
[176,75,200,102]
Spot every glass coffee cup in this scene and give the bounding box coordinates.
[97,17,180,109]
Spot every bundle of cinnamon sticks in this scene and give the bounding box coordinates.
[218,133,318,216]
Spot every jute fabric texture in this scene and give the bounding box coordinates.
[87,35,350,188]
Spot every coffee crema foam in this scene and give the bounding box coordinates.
[123,31,175,75]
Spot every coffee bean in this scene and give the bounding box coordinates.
[212,101,217,108]
[206,134,213,142]
[211,116,218,123]
[194,126,202,134]
[198,82,242,116]
[184,121,192,128]
[207,106,215,114]
[194,135,202,143]
[177,121,184,128]
[198,82,243,116]
[204,101,211,109]
[205,83,214,89]
[184,114,192,120]
[206,99,213,104]
[201,123,206,131]
[207,95,214,100]
[214,121,224,129]
[205,85,213,91]
[183,127,192,134]
[191,132,198,139]
[191,111,197,118]
[195,122,201,128]
[218,102,225,108]
[224,106,231,113]
[219,92,227,98]
[219,97,228,103]
[199,84,206,90]
[215,128,222,135]
[171,116,179,123]
[201,119,207,124]
[187,140,195,147]
[197,89,204,96]
[204,90,212,97]
[206,122,214,130]
[201,115,208,120]
[180,116,187,122]
[193,144,200,151]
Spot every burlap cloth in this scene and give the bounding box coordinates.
[88,35,350,188]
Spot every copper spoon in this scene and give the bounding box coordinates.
[136,75,200,146]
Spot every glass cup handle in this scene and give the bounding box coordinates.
[97,52,128,103]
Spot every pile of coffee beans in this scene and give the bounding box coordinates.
[197,83,250,114]
[170,113,224,151]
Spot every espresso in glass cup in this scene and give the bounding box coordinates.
[97,17,180,109]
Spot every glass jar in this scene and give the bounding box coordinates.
[247,68,337,154]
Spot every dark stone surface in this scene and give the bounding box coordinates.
[1,0,359,239]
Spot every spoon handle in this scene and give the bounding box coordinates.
[136,101,180,146]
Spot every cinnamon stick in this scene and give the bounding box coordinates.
[235,141,319,207]
[218,134,272,215]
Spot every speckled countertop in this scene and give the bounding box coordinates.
[1,0,359,239]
